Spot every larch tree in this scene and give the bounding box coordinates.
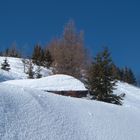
[48,20,87,79]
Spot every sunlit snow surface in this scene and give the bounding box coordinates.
[0,57,140,140]
[4,74,87,91]
[0,57,52,82]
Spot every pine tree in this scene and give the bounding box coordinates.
[40,49,45,66]
[0,51,3,56]
[117,68,124,81]
[32,44,52,68]
[123,67,137,85]
[1,58,10,71]
[35,66,42,78]
[44,49,53,68]
[9,42,21,57]
[27,60,34,79]
[111,64,121,80]
[128,68,137,85]
[3,43,21,58]
[123,67,129,82]
[32,44,42,65]
[5,48,10,56]
[87,48,122,105]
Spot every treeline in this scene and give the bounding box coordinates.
[30,21,88,79]
[0,20,137,105]
[32,44,53,68]
[111,65,137,85]
[0,43,21,58]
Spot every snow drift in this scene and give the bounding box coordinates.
[0,57,140,140]
[4,74,87,91]
[0,81,140,140]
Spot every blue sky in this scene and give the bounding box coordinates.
[0,0,140,77]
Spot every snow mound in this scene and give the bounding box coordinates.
[0,57,52,82]
[0,83,140,140]
[4,74,87,91]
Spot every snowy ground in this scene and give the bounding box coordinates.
[0,57,140,140]
[0,82,140,140]
[4,74,87,91]
[0,57,52,82]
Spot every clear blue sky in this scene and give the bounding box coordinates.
[0,0,140,77]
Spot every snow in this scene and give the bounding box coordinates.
[0,57,140,140]
[0,82,140,140]
[4,74,87,91]
[0,57,52,82]
[114,81,140,109]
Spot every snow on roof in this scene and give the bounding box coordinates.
[4,74,87,91]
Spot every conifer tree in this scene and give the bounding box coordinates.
[32,44,42,65]
[111,64,121,80]
[27,60,34,79]
[35,66,42,78]
[44,49,53,68]
[0,51,3,56]
[122,67,137,85]
[128,68,137,85]
[87,48,122,105]
[5,48,10,57]
[32,44,53,68]
[40,49,45,66]
[3,43,21,58]
[1,58,10,71]
[9,42,21,57]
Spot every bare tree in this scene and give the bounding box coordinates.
[48,20,87,79]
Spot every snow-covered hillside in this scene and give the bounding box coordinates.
[0,82,140,140]
[0,57,52,82]
[0,57,140,140]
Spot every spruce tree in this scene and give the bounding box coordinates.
[40,49,45,66]
[35,66,42,78]
[1,58,10,71]
[111,64,121,80]
[44,49,53,68]
[32,44,42,65]
[123,67,129,83]
[128,68,137,85]
[123,67,137,85]
[27,60,34,79]
[87,48,122,105]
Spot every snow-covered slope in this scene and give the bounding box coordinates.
[114,81,140,109]
[4,74,87,91]
[0,82,140,140]
[0,57,140,140]
[0,57,52,82]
